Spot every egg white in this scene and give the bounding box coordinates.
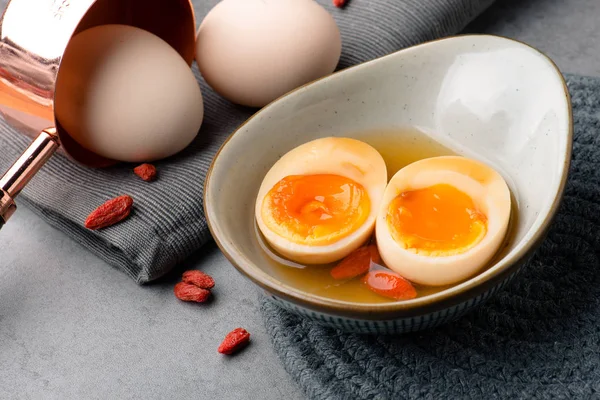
[375,156,511,286]
[255,137,387,264]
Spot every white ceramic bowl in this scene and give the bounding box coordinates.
[204,35,573,334]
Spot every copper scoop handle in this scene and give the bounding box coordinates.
[0,128,59,225]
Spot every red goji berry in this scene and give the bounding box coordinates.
[84,195,133,230]
[174,282,211,303]
[330,245,381,280]
[362,270,417,300]
[218,328,251,355]
[133,163,157,182]
[182,270,215,289]
[333,0,348,8]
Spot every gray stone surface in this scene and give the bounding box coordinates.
[2,0,599,398]
[465,0,600,76]
[0,207,302,400]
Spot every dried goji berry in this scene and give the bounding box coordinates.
[330,245,381,280]
[362,270,417,300]
[182,270,215,289]
[84,195,133,230]
[333,0,348,8]
[218,328,251,355]
[174,282,211,303]
[133,163,157,182]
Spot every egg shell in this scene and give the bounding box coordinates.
[256,137,387,264]
[55,24,204,163]
[195,0,342,108]
[375,156,512,286]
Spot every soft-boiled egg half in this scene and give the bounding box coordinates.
[375,156,511,287]
[255,137,387,264]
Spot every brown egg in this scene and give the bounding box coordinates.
[195,0,341,108]
[55,25,204,163]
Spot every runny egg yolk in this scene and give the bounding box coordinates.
[386,183,487,255]
[261,174,370,246]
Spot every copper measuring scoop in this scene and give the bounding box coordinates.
[0,0,196,228]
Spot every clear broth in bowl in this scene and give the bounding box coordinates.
[256,128,515,304]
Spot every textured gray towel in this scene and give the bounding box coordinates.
[259,74,600,399]
[0,0,494,283]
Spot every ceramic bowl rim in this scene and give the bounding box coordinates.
[203,33,573,317]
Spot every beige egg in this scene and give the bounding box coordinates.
[55,24,204,163]
[375,156,512,286]
[256,137,387,264]
[195,0,342,108]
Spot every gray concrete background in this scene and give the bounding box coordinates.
[2,0,599,398]
[465,0,600,77]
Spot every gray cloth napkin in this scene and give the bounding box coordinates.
[0,0,494,283]
[260,74,600,399]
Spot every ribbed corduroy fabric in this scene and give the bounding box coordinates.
[0,0,494,283]
[260,74,600,400]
